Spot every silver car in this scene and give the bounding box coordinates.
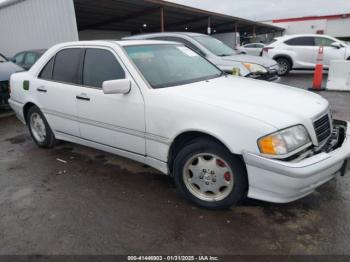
[124,32,279,82]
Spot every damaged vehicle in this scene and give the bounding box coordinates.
[9,40,350,209]
[0,53,23,108]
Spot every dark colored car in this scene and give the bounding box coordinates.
[0,53,23,108]
[11,49,46,70]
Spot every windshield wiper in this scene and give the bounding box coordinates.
[217,53,234,57]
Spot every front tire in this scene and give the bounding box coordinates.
[173,138,248,209]
[276,57,292,76]
[27,105,56,148]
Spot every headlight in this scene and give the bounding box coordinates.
[258,125,311,156]
[243,63,268,74]
[220,64,249,76]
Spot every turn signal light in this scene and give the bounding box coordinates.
[258,136,277,155]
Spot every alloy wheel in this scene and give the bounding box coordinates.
[182,153,234,202]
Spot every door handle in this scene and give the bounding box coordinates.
[37,86,47,93]
[76,94,91,101]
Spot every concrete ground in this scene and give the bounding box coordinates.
[0,72,350,256]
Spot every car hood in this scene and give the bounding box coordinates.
[0,62,24,81]
[162,76,329,130]
[222,54,277,68]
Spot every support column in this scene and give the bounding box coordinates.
[207,16,211,34]
[160,7,164,32]
[235,22,238,48]
[252,24,256,40]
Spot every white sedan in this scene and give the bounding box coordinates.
[9,40,350,209]
[238,43,265,56]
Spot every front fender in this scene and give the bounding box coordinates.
[145,95,277,162]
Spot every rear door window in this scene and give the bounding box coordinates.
[314,37,335,47]
[52,48,84,85]
[39,57,55,80]
[83,48,125,88]
[285,37,315,46]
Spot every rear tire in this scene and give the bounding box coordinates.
[27,105,56,148]
[276,57,292,76]
[173,138,248,209]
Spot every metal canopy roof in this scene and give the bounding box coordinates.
[74,0,284,35]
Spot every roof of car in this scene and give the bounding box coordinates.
[16,49,47,55]
[124,32,206,40]
[277,34,335,40]
[50,40,181,48]
[116,40,180,46]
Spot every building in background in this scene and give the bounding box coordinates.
[0,0,283,57]
[263,13,350,41]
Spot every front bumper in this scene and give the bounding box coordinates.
[249,71,280,82]
[243,121,350,203]
[0,81,10,108]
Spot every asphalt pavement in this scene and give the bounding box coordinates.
[0,72,350,256]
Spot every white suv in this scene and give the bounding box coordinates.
[263,34,350,75]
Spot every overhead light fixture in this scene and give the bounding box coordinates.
[185,27,188,30]
[143,24,148,28]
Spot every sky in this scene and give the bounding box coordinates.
[168,0,350,21]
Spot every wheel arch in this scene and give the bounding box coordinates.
[273,54,294,68]
[23,102,38,124]
[167,130,239,174]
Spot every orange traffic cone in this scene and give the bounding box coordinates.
[309,46,325,91]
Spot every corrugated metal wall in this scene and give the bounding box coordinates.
[79,30,131,41]
[0,0,79,57]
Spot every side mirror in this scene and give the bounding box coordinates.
[331,42,342,49]
[102,79,131,95]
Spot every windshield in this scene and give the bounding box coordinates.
[125,44,223,89]
[193,35,237,56]
[0,54,8,62]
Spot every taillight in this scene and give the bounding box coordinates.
[263,47,274,53]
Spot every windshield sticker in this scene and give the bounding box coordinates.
[176,46,199,57]
[128,52,155,60]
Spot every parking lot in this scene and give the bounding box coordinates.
[0,72,350,256]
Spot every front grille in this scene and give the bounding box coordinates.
[314,113,332,144]
[0,81,10,106]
